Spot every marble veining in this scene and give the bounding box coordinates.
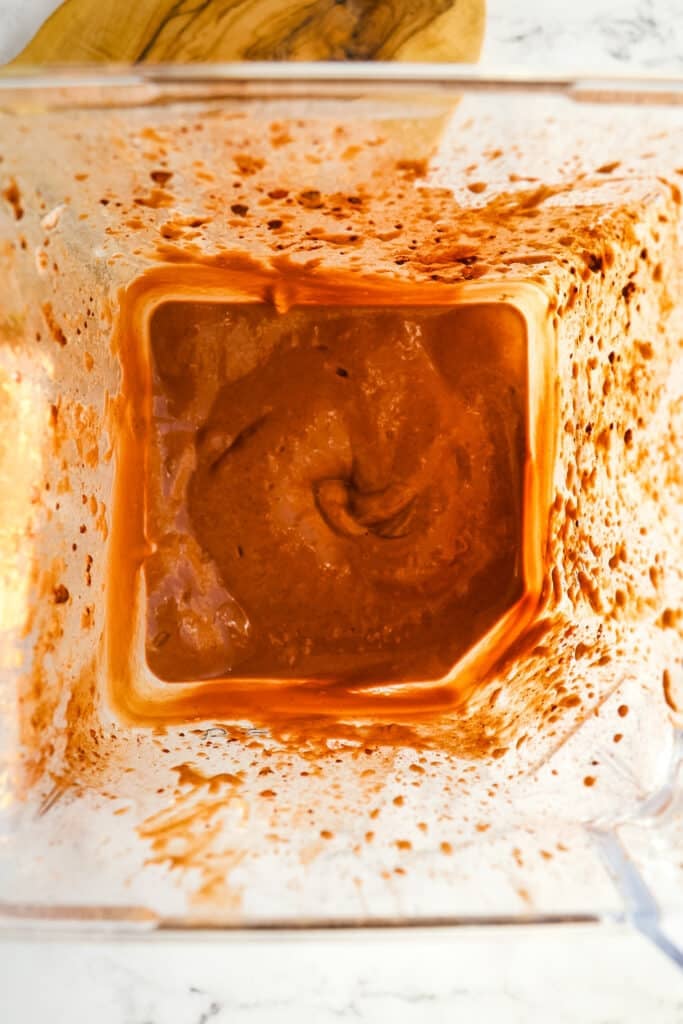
[482,0,683,71]
[3,924,683,1022]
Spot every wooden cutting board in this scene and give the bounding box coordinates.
[11,0,485,65]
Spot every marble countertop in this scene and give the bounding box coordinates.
[484,0,683,74]
[0,1,682,1020]
[2,923,683,1023]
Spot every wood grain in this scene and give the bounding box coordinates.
[11,0,485,65]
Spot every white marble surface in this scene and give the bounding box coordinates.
[484,0,683,73]
[1,1,682,1020]
[2,924,683,1023]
